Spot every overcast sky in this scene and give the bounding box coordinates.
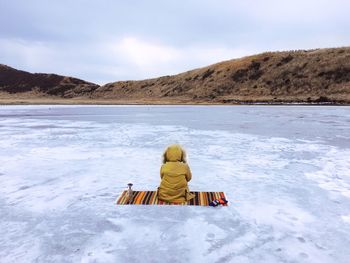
[1,0,349,84]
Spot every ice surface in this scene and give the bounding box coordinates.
[0,105,350,262]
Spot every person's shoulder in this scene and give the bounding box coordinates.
[180,162,190,168]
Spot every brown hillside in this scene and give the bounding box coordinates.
[0,64,99,98]
[1,46,350,104]
[95,47,350,104]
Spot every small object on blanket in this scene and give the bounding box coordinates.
[126,183,134,204]
[209,197,228,207]
[116,190,228,206]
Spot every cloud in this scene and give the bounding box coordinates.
[110,37,181,70]
[105,37,261,81]
[233,0,350,24]
[0,38,54,69]
[0,38,112,84]
[1,0,350,84]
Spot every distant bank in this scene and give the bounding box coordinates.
[1,46,349,105]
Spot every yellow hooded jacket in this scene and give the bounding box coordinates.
[158,145,195,203]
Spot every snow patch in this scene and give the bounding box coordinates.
[342,215,350,223]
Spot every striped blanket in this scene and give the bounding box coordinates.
[116,190,228,206]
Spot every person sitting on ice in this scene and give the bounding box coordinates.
[157,144,195,203]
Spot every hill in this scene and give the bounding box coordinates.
[0,64,99,100]
[96,47,350,104]
[1,47,350,104]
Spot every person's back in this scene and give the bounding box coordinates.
[157,144,195,203]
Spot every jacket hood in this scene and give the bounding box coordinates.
[164,144,185,162]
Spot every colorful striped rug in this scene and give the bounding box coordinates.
[116,190,228,206]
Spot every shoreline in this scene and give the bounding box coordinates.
[0,99,348,106]
[0,93,349,106]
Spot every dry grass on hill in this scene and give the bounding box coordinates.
[1,47,350,104]
[96,47,350,104]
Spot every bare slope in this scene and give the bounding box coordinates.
[95,47,350,104]
[0,64,99,98]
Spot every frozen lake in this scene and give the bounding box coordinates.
[0,105,350,262]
